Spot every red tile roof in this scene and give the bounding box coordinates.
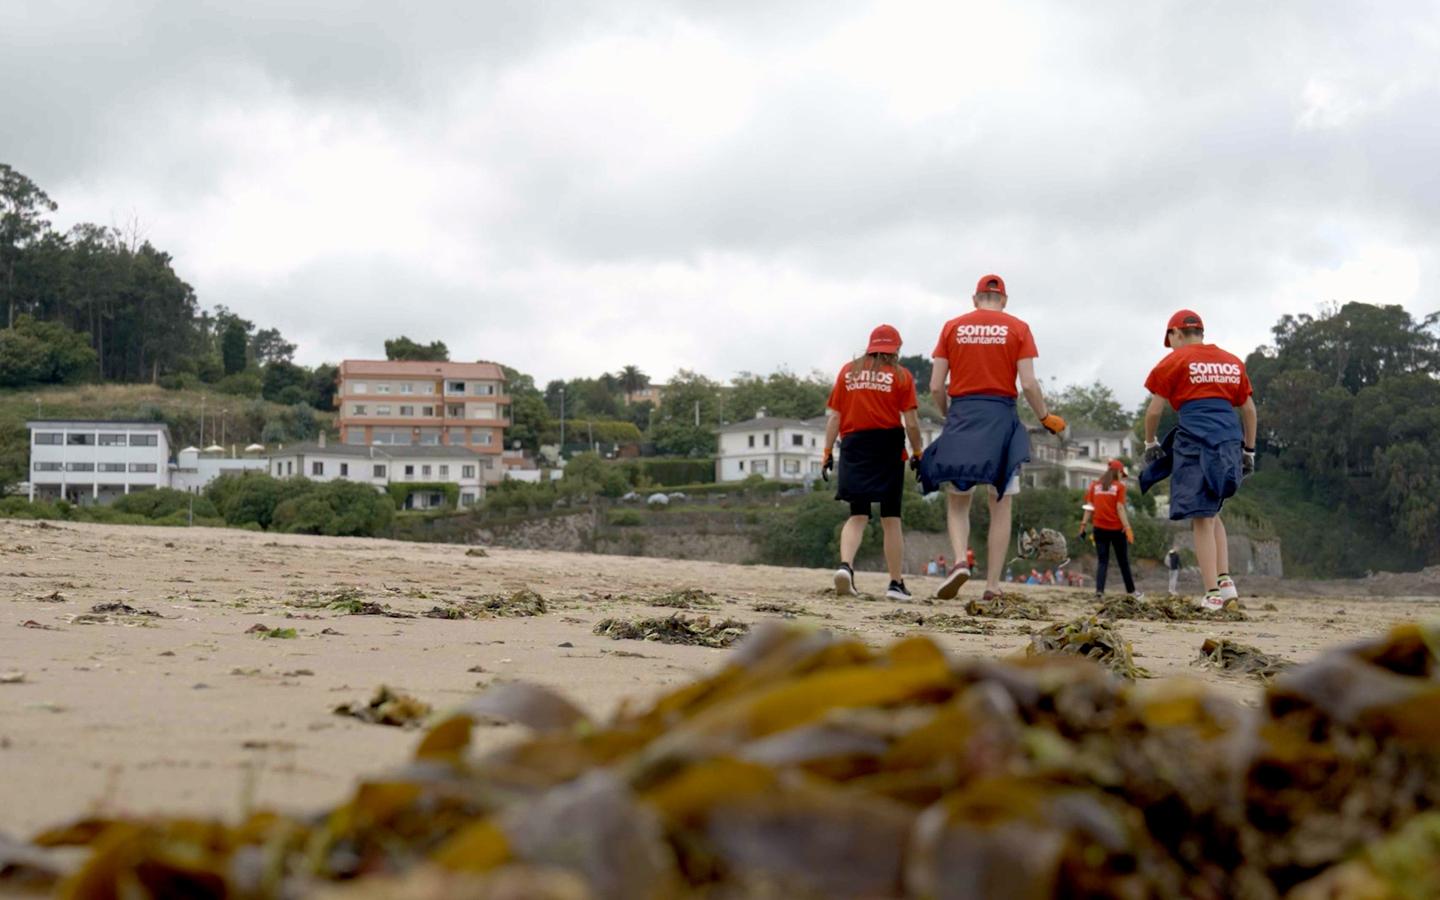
[338,360,506,380]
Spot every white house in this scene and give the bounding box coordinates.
[26,420,171,504]
[267,436,489,509]
[1025,428,1139,490]
[170,445,270,494]
[715,414,827,483]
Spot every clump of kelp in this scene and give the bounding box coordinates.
[14,624,1440,899]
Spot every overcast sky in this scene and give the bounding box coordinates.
[4,1,1438,403]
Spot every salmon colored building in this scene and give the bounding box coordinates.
[335,360,510,483]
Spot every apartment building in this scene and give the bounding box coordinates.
[267,436,488,508]
[25,420,171,504]
[335,360,510,483]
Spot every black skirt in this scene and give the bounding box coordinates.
[836,427,905,505]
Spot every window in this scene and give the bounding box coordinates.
[791,434,804,447]
[352,382,367,394]
[400,383,413,394]
[340,463,349,477]
[738,460,744,471]
[399,405,414,417]
[460,491,476,506]
[446,405,463,417]
[351,404,367,415]
[809,461,820,474]
[752,460,769,474]
[783,459,800,475]
[421,405,435,417]
[66,462,96,472]
[811,437,816,447]
[376,405,392,416]
[33,462,62,472]
[747,435,755,448]
[438,465,449,478]
[128,463,157,473]
[68,433,95,446]
[287,461,294,476]
[98,433,127,446]
[404,465,415,476]
[312,461,324,476]
[462,465,476,478]
[34,432,62,445]
[419,428,442,446]
[447,381,466,394]
[376,383,391,394]
[130,434,158,447]
[345,427,365,445]
[763,434,771,447]
[99,463,127,473]
[422,383,434,394]
[474,383,495,396]
[422,464,432,477]
[373,464,386,478]
[274,463,283,475]
[475,431,493,445]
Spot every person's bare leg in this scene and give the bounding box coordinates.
[1192,517,1219,590]
[840,515,868,565]
[945,491,972,565]
[986,492,1013,592]
[1213,514,1231,576]
[881,517,904,581]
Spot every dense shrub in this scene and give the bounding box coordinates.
[637,458,716,486]
[273,480,394,536]
[114,488,218,520]
[756,493,850,568]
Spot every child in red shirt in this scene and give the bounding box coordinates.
[824,324,924,601]
[1140,309,1258,610]
[918,274,1066,601]
[1079,459,1139,597]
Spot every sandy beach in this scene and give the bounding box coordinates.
[2,518,1436,840]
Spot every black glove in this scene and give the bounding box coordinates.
[821,450,834,482]
[1077,525,1089,542]
[908,456,921,478]
[1242,447,1256,477]
[1142,442,1164,467]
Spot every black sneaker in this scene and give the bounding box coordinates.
[885,580,913,602]
[833,562,858,597]
[934,564,970,600]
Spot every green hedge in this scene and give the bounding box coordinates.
[635,458,716,486]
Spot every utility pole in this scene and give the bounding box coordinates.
[558,386,566,454]
[694,400,700,427]
[200,395,206,446]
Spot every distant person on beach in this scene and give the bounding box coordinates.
[1140,309,1258,611]
[917,274,1066,602]
[1165,546,1183,595]
[824,324,925,601]
[1079,459,1142,599]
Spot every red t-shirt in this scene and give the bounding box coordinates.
[826,361,918,435]
[931,309,1039,398]
[1144,344,1253,409]
[1085,479,1126,531]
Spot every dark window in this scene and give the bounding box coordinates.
[67,462,96,472]
[373,465,386,478]
[67,433,95,446]
[128,463,157,473]
[312,461,324,476]
[763,434,771,447]
[98,433,128,446]
[747,435,754,447]
[34,432,62,445]
[792,434,804,446]
[405,465,415,476]
[130,434,158,447]
[340,463,349,477]
[33,462,62,472]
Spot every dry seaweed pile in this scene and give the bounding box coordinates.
[15,624,1440,899]
[964,592,1050,620]
[646,589,721,610]
[751,600,817,616]
[1097,594,1247,622]
[873,608,994,634]
[333,686,432,728]
[1196,637,1292,681]
[1027,614,1149,679]
[459,589,548,618]
[594,614,749,647]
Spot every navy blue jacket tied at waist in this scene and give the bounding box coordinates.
[919,395,1030,496]
[1140,397,1244,520]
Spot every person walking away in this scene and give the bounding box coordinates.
[918,274,1066,601]
[1139,310,1258,611]
[824,324,925,601]
[1165,546,1182,596]
[1078,459,1142,598]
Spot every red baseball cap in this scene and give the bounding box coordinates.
[1107,458,1125,472]
[974,273,1007,296]
[1164,309,1204,347]
[866,324,902,354]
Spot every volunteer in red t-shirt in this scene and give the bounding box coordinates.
[1139,309,1259,611]
[1079,459,1139,598]
[823,324,924,602]
[918,274,1066,601]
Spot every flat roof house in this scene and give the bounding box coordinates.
[715,414,826,484]
[26,420,171,505]
[335,360,510,485]
[267,436,489,509]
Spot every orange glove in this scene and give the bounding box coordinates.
[1040,413,1067,434]
[1125,527,1134,544]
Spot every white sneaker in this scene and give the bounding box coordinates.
[1129,592,1147,601]
[834,563,859,597]
[1217,577,1238,601]
[934,565,970,600]
[1198,592,1225,611]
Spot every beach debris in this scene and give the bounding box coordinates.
[35,591,65,603]
[594,614,749,648]
[334,686,431,728]
[246,625,297,639]
[0,672,24,684]
[19,620,57,630]
[1097,594,1247,622]
[461,589,547,618]
[22,623,1440,900]
[90,602,161,617]
[2,544,35,554]
[331,598,415,618]
[873,608,994,634]
[646,588,721,609]
[422,605,465,620]
[964,592,1050,620]
[1196,638,1292,681]
[1027,614,1149,679]
[751,600,816,616]
[465,547,489,557]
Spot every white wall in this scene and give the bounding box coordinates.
[28,424,170,503]
[716,424,824,483]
